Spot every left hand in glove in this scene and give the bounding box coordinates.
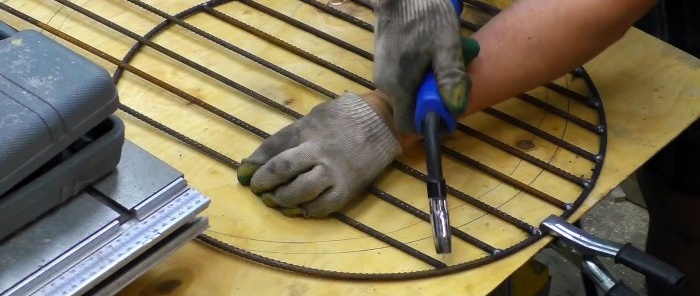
[236,91,402,218]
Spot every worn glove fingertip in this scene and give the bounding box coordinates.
[261,193,280,208]
[438,77,469,116]
[237,161,260,186]
[437,38,478,116]
[279,207,304,217]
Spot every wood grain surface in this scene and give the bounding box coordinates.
[1,0,699,295]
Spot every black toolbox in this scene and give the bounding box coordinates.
[0,24,124,240]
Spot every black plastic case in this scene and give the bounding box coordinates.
[0,25,124,240]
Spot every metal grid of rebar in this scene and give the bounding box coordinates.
[0,0,607,280]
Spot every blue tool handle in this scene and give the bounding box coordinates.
[413,0,463,134]
[414,72,457,133]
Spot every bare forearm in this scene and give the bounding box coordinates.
[465,0,658,114]
[367,0,658,149]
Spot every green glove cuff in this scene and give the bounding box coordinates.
[462,37,481,65]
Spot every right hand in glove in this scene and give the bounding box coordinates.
[236,91,402,218]
[373,0,480,134]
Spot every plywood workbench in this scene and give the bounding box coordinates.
[1,0,699,295]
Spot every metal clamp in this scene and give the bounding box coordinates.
[541,215,685,291]
[551,240,638,296]
[541,215,621,257]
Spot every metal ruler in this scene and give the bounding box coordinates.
[41,189,207,295]
[0,141,211,296]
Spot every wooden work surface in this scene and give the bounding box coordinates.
[2,0,700,295]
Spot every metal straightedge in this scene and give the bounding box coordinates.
[0,141,210,296]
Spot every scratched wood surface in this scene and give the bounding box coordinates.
[1,0,699,295]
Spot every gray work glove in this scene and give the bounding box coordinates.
[373,0,479,134]
[237,92,402,218]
